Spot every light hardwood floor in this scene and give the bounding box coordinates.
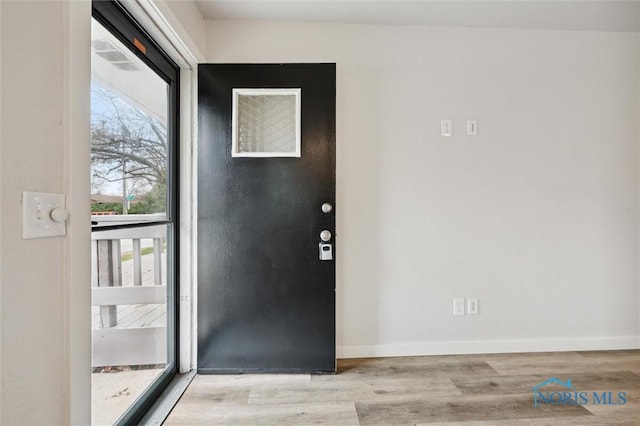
[165,350,640,425]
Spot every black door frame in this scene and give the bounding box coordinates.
[91,1,180,423]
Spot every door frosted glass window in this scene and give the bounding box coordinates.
[232,88,301,157]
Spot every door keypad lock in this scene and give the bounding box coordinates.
[319,243,333,261]
[319,229,333,261]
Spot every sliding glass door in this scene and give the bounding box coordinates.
[90,1,179,424]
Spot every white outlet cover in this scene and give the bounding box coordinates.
[467,120,478,136]
[22,191,67,239]
[467,298,478,315]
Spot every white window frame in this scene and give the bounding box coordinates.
[231,88,302,158]
[118,0,202,377]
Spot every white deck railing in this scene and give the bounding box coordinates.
[91,214,167,367]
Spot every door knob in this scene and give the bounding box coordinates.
[320,230,332,242]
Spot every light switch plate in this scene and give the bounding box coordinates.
[441,119,453,137]
[22,191,67,239]
[453,298,465,316]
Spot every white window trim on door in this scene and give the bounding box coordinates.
[64,1,200,423]
[231,88,302,158]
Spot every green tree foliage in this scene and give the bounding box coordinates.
[127,181,167,214]
[91,202,123,214]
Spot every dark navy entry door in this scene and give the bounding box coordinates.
[197,64,336,373]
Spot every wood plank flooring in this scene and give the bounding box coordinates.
[165,350,640,425]
[91,303,165,330]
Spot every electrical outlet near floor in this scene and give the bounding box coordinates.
[467,298,478,315]
[453,298,465,316]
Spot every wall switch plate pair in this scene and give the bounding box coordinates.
[453,297,479,315]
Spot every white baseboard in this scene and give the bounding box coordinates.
[336,336,640,359]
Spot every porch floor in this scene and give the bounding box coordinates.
[92,303,166,330]
[92,368,163,426]
[92,248,168,424]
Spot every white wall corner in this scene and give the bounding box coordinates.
[63,0,92,424]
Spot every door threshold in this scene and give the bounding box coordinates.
[139,370,197,425]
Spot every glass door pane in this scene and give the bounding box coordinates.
[90,12,176,425]
[90,19,168,219]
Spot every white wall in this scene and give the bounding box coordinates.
[1,1,66,423]
[0,1,91,424]
[205,20,640,356]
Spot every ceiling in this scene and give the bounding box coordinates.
[194,1,640,32]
